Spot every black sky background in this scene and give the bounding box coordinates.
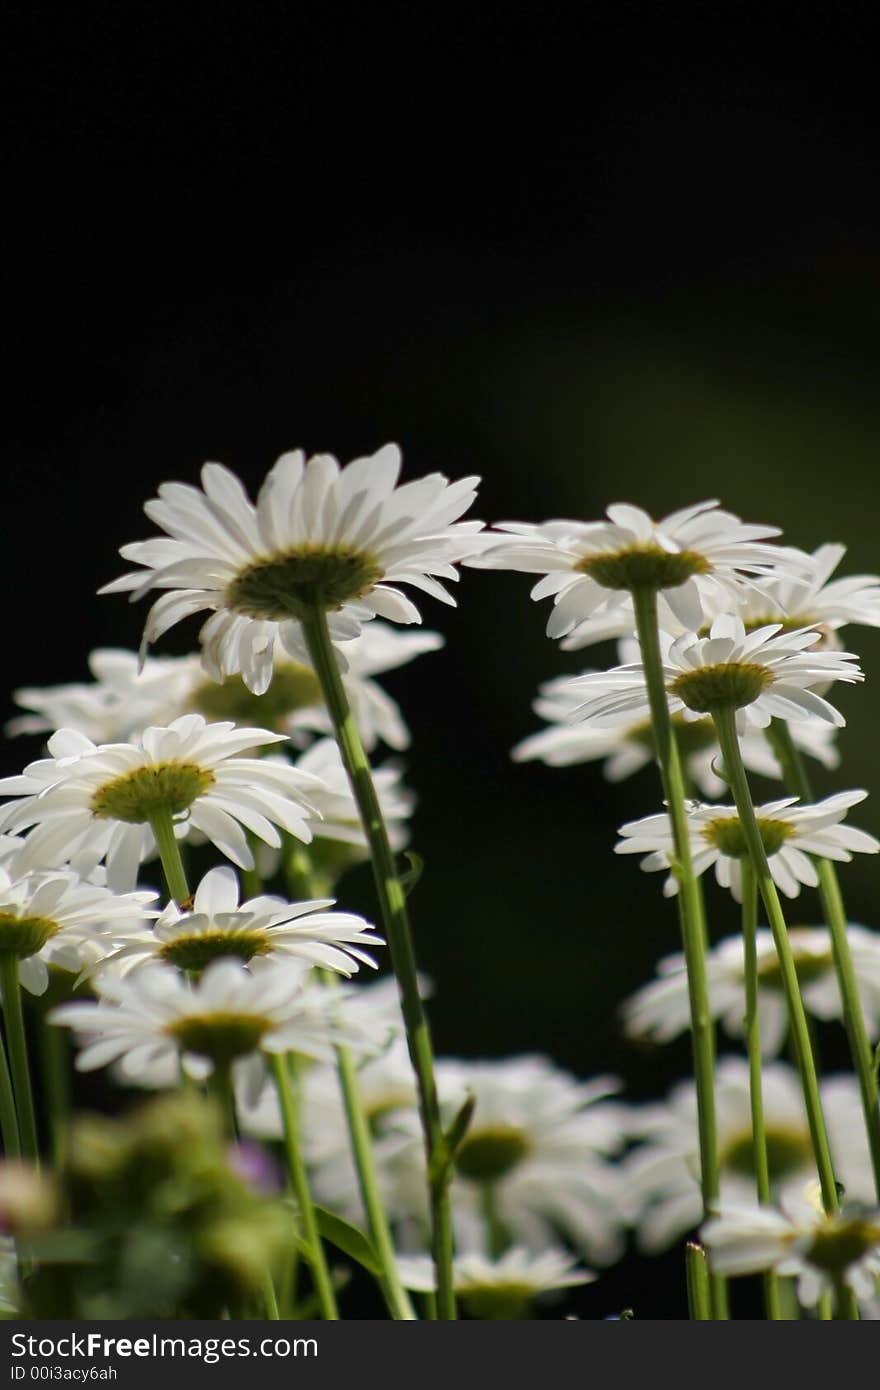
[5,5,880,1318]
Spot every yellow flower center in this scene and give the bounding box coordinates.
[191,662,323,731]
[0,913,60,960]
[167,1011,271,1063]
[702,815,796,858]
[91,762,215,824]
[669,661,775,713]
[455,1125,531,1182]
[575,543,710,592]
[158,929,272,973]
[721,1123,813,1181]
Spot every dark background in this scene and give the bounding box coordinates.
[5,4,880,1318]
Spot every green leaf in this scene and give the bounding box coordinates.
[399,851,424,898]
[313,1206,383,1278]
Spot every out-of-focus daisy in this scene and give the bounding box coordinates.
[100,447,484,693]
[623,924,880,1055]
[0,864,155,995]
[565,615,862,735]
[396,1245,594,1318]
[437,1056,628,1266]
[704,542,880,639]
[624,1059,872,1252]
[514,673,838,797]
[470,500,803,638]
[92,865,382,979]
[8,626,444,755]
[702,1196,880,1308]
[295,738,413,851]
[51,957,364,1084]
[0,715,322,891]
[616,790,879,902]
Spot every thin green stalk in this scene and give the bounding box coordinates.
[712,708,838,1214]
[0,956,39,1162]
[37,1011,71,1167]
[740,860,782,1321]
[631,587,724,1315]
[317,971,416,1320]
[148,805,190,905]
[271,1053,339,1320]
[0,1026,20,1158]
[301,603,456,1320]
[262,1271,280,1320]
[480,1182,508,1261]
[208,1060,239,1139]
[685,1243,711,1320]
[765,720,880,1200]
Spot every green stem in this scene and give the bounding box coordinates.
[0,1023,21,1159]
[480,1182,508,1261]
[301,603,456,1320]
[685,1243,711,1320]
[712,708,838,1214]
[148,805,190,906]
[262,1271,280,1320]
[208,1060,239,1139]
[765,720,880,1201]
[317,969,416,1320]
[271,1053,339,1321]
[0,956,39,1162]
[631,588,724,1316]
[740,861,782,1321]
[37,1011,70,1168]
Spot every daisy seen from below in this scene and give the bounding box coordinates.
[100,445,484,694]
[701,542,880,639]
[616,790,879,902]
[623,1058,873,1253]
[514,670,838,796]
[50,956,366,1085]
[565,615,863,735]
[702,1195,880,1309]
[436,1056,629,1266]
[90,864,383,980]
[623,924,880,1056]
[470,500,805,638]
[0,865,156,995]
[395,1245,594,1319]
[0,714,323,894]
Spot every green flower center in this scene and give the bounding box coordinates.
[460,1285,534,1320]
[721,1123,813,1181]
[702,815,796,858]
[575,543,710,592]
[669,661,775,713]
[0,913,60,960]
[167,1011,271,1063]
[91,762,215,824]
[806,1215,880,1272]
[627,713,717,759]
[455,1125,531,1182]
[191,662,323,731]
[158,929,272,973]
[756,934,834,992]
[226,546,383,621]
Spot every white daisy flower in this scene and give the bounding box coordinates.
[50,956,364,1084]
[705,542,880,638]
[396,1245,594,1317]
[7,626,445,755]
[565,615,862,735]
[0,715,322,891]
[470,500,804,638]
[623,924,880,1055]
[616,790,879,902]
[624,1059,873,1253]
[6,649,192,745]
[100,446,485,694]
[91,864,382,979]
[513,672,838,797]
[0,865,156,995]
[437,1056,628,1266]
[294,738,414,851]
[702,1197,880,1308]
